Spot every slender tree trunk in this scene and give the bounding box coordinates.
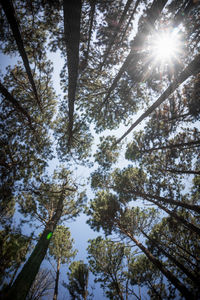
[141,229,200,286]
[0,82,34,130]
[63,0,81,146]
[84,0,96,64]
[8,263,20,287]
[5,197,64,300]
[113,275,124,300]
[161,232,200,263]
[140,140,200,154]
[53,258,61,300]
[147,279,163,300]
[130,189,200,214]
[116,53,200,144]
[120,0,140,45]
[143,197,200,236]
[159,168,200,175]
[0,0,41,110]
[83,270,89,300]
[118,224,194,300]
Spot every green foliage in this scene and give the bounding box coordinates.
[66,260,89,300]
[87,191,123,235]
[0,228,31,284]
[94,135,122,169]
[1,0,200,298]
[18,167,85,226]
[49,225,77,264]
[87,236,134,299]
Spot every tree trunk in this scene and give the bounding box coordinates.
[5,197,64,300]
[63,0,81,146]
[120,0,140,45]
[118,224,194,300]
[8,263,20,287]
[83,270,89,300]
[84,0,96,64]
[140,140,200,154]
[141,229,200,287]
[158,168,200,175]
[143,197,200,236]
[0,0,41,110]
[116,53,200,144]
[53,258,61,300]
[130,189,200,214]
[0,82,34,130]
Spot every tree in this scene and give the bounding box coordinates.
[4,168,85,300]
[129,254,176,299]
[66,260,89,300]
[116,53,200,144]
[87,236,136,300]
[48,225,77,300]
[87,195,195,299]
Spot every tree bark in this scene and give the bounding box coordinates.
[53,258,61,300]
[118,224,194,300]
[116,53,200,144]
[5,197,64,300]
[63,0,81,147]
[0,0,41,110]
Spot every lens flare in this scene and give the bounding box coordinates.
[151,30,182,63]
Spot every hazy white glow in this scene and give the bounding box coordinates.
[152,31,180,62]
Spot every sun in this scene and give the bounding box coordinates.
[154,35,176,60]
[151,30,182,63]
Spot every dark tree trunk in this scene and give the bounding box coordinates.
[141,229,200,287]
[84,0,96,64]
[120,0,140,45]
[63,0,81,146]
[116,53,200,144]
[130,189,200,214]
[143,197,200,236]
[0,82,34,130]
[8,263,20,287]
[140,140,200,154]
[0,0,41,110]
[5,197,64,300]
[159,168,200,175]
[118,224,194,300]
[53,258,61,300]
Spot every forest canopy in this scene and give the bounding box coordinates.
[0,0,200,299]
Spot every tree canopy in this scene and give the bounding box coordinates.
[0,0,200,299]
